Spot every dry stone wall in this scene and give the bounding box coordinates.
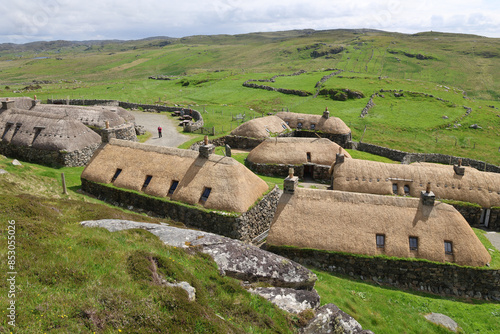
[0,141,99,167]
[357,142,500,173]
[81,179,281,242]
[266,246,500,301]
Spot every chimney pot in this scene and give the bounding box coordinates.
[421,182,435,206]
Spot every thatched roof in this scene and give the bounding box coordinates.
[32,104,134,128]
[247,137,351,165]
[0,108,101,151]
[81,139,269,213]
[275,111,350,135]
[332,159,500,208]
[230,116,290,138]
[0,97,34,110]
[267,188,491,267]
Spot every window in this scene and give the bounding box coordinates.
[200,187,212,203]
[265,128,270,133]
[392,183,398,195]
[306,152,311,162]
[297,122,303,129]
[2,123,13,140]
[111,168,122,182]
[281,123,287,130]
[409,237,418,251]
[32,126,45,144]
[404,185,410,195]
[168,180,179,195]
[310,124,316,130]
[444,241,453,255]
[142,175,153,189]
[376,234,385,248]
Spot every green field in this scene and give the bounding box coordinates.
[0,29,498,164]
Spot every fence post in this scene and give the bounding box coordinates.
[61,173,68,195]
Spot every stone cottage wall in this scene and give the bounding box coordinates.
[266,246,500,301]
[0,142,99,167]
[81,179,280,241]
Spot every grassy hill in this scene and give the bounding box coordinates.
[0,29,498,164]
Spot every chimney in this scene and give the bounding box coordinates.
[31,96,40,108]
[284,168,299,194]
[420,182,435,206]
[453,158,465,175]
[322,107,330,119]
[335,146,345,164]
[199,135,215,158]
[2,98,15,110]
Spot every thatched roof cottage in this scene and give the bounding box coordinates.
[275,109,351,136]
[248,137,351,166]
[81,139,269,213]
[245,137,351,180]
[267,184,491,267]
[0,103,101,166]
[331,159,500,209]
[230,115,291,139]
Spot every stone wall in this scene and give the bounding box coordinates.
[93,123,137,142]
[266,246,500,301]
[0,141,99,167]
[81,179,281,241]
[245,159,330,182]
[450,204,483,226]
[292,130,352,148]
[489,209,500,230]
[357,142,500,173]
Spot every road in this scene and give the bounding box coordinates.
[131,110,190,147]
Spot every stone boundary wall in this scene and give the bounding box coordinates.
[93,123,137,142]
[356,142,500,173]
[0,142,99,167]
[489,209,500,231]
[46,99,204,132]
[266,246,500,301]
[81,179,281,241]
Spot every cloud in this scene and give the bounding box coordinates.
[0,0,499,44]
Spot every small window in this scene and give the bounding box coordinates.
[142,175,153,189]
[409,237,418,251]
[444,241,453,255]
[297,122,303,129]
[265,128,270,133]
[111,168,122,182]
[392,183,398,195]
[285,121,290,125]
[281,123,287,130]
[200,187,212,203]
[403,185,410,195]
[168,180,179,195]
[2,123,13,139]
[376,234,385,248]
[306,152,311,162]
[310,124,316,130]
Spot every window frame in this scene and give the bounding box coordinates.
[444,241,453,255]
[168,180,179,195]
[409,236,418,251]
[376,234,385,248]
[200,187,212,203]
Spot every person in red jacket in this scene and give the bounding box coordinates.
[158,126,162,138]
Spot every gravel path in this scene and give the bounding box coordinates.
[131,110,190,147]
[485,231,500,251]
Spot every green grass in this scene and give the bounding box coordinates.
[0,194,295,333]
[474,229,500,269]
[313,269,500,334]
[345,149,396,163]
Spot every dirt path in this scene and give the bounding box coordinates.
[485,231,500,252]
[131,110,190,147]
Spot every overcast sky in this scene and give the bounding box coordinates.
[1,0,499,44]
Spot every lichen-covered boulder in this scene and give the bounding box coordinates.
[190,234,317,290]
[80,219,317,290]
[249,287,320,314]
[301,304,373,334]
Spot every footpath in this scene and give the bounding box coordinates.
[131,110,190,147]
